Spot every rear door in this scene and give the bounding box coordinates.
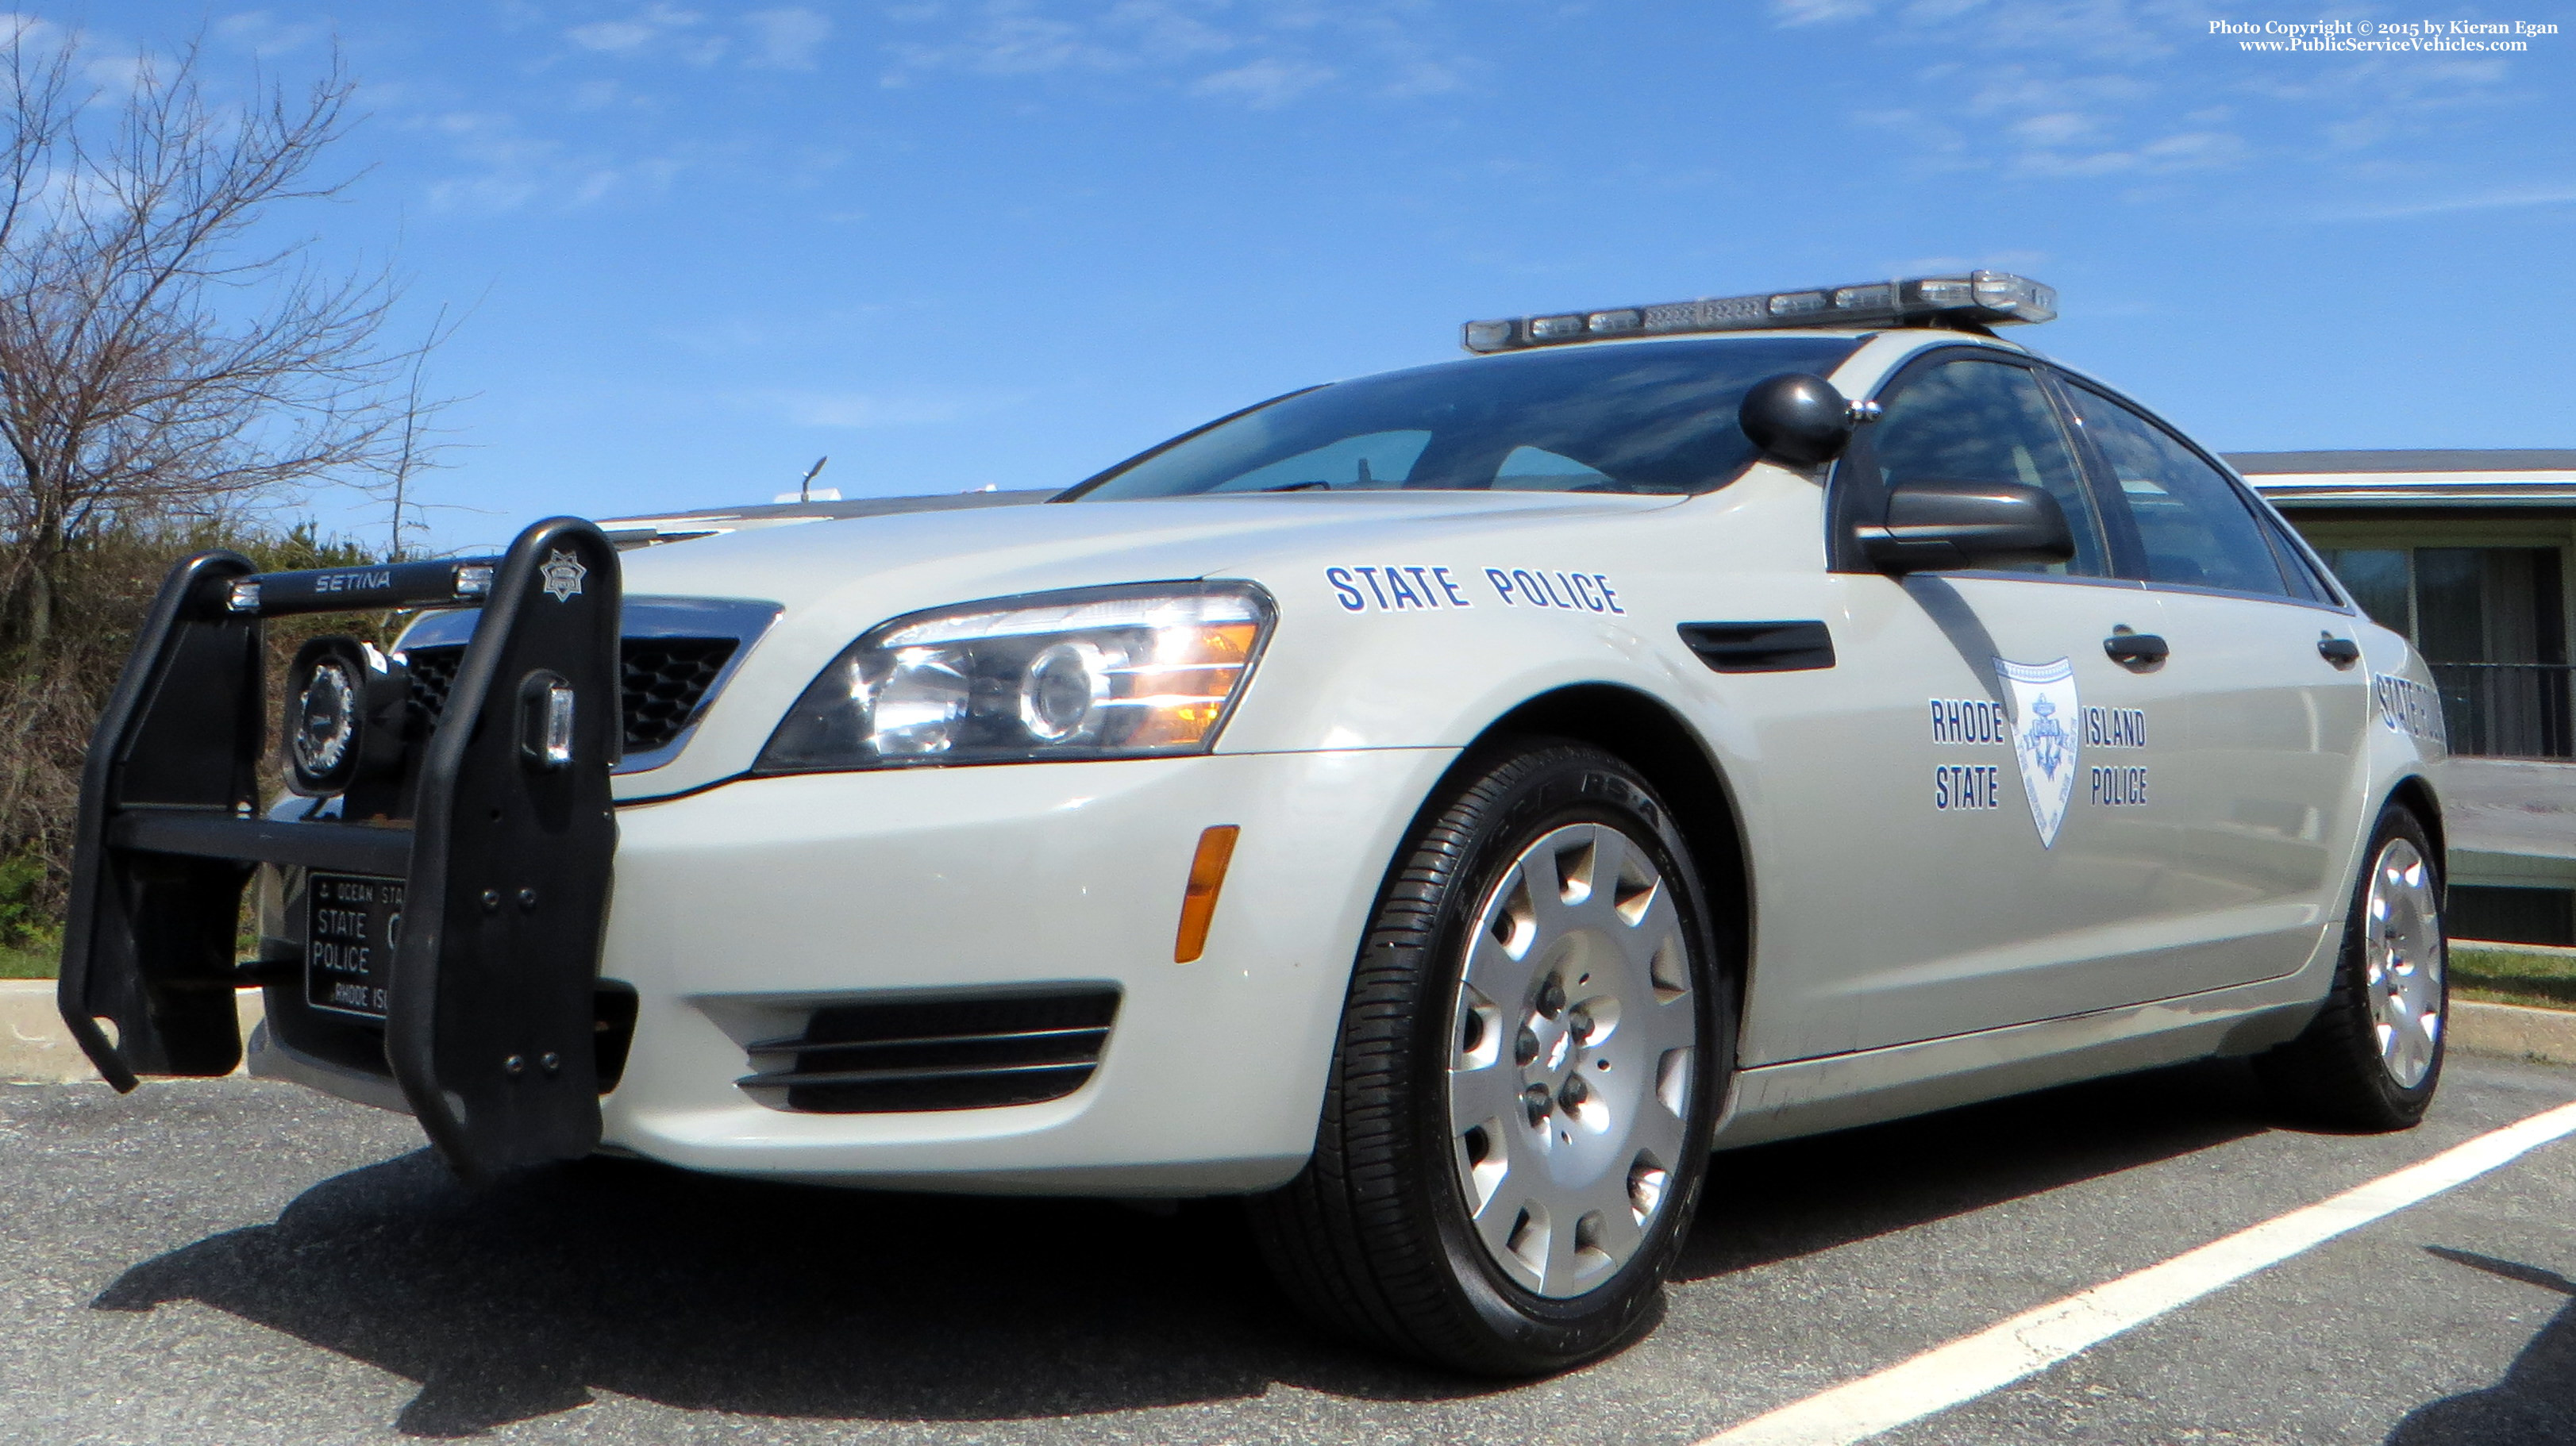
[1739,350,2185,1063]
[2057,379,2372,989]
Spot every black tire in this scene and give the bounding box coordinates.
[2255,806,2447,1131]
[1246,740,1731,1375]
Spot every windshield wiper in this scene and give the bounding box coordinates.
[1261,480,1333,492]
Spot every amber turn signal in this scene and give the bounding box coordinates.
[1173,825,1242,963]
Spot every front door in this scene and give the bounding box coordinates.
[1739,352,2187,1064]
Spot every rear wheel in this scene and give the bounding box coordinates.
[2256,806,2447,1131]
[1247,741,1728,1375]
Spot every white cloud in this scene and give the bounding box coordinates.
[881,2,1465,109]
[2008,110,2103,146]
[1778,0,2529,190]
[745,8,832,70]
[566,5,729,65]
[2322,183,2576,221]
[1771,0,1877,25]
[1383,58,1468,98]
[768,389,1013,428]
[415,109,711,214]
[214,11,322,57]
[1191,56,1333,108]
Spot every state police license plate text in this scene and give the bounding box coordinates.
[307,873,402,1020]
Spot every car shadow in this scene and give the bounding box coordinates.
[94,1059,2281,1437]
[2384,1248,2576,1444]
[1677,1056,2276,1279]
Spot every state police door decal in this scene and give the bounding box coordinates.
[1996,656,2081,848]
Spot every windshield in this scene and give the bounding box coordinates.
[1063,336,1866,501]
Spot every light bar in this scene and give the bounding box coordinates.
[1461,271,2057,354]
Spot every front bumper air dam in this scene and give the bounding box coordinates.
[590,747,1457,1195]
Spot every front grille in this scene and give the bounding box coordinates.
[737,990,1119,1113]
[406,647,460,728]
[401,637,740,753]
[621,637,739,751]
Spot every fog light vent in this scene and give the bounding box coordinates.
[737,988,1119,1113]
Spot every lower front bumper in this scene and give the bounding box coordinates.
[587,747,1449,1194]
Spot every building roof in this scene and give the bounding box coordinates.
[2223,449,2576,509]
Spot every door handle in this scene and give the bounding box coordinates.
[2103,632,2170,669]
[2318,636,2361,669]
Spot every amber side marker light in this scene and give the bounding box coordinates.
[1174,825,1242,963]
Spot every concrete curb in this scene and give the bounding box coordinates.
[2,979,260,1083]
[2451,999,2576,1067]
[9,979,2572,1082]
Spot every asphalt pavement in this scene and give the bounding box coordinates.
[4,1055,2572,1445]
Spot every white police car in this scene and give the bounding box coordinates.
[61,272,2451,1375]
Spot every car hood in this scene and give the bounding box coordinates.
[617,490,1688,617]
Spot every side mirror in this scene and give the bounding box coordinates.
[1858,478,2076,574]
[1739,373,1854,467]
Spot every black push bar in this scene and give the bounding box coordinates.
[57,517,623,1181]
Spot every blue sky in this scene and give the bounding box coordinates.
[52,1,2576,552]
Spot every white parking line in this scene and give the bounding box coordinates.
[1698,1097,2576,1446]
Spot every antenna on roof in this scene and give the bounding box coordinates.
[799,456,830,503]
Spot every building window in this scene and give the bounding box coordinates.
[2320,546,2571,759]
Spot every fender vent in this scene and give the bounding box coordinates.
[1676,620,1836,673]
[737,989,1119,1113]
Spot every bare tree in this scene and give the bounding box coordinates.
[0,29,446,936]
[0,30,433,654]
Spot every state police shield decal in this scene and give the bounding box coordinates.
[1996,657,2081,848]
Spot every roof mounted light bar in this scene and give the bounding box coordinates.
[1460,270,2058,355]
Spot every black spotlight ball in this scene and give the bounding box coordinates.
[1739,371,1856,467]
[285,636,408,797]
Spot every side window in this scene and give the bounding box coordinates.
[2064,387,2291,597]
[1866,357,2109,578]
[2257,513,2339,603]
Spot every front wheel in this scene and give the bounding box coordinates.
[1247,741,1729,1375]
[2256,806,2447,1131]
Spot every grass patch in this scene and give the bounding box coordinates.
[2451,943,2576,1012]
[0,930,59,979]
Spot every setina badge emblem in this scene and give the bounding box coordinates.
[1996,656,2080,848]
[539,549,587,603]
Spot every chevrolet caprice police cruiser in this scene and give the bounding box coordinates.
[60,271,2451,1375]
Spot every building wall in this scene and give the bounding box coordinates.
[2273,502,2576,943]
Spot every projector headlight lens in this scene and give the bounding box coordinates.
[757,583,1275,772]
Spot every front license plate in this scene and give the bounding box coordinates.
[306,872,403,1020]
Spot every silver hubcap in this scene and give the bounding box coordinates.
[2364,837,2444,1089]
[1446,822,1697,1298]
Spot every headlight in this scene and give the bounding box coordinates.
[756,583,1276,771]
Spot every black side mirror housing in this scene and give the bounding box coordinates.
[1739,373,1854,467]
[1858,478,2077,574]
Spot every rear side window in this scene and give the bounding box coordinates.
[2064,385,2291,597]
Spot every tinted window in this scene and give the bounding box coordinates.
[1067,336,1863,500]
[2323,548,2411,631]
[2066,386,2289,596]
[2257,513,2337,603]
[1865,357,2108,577]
